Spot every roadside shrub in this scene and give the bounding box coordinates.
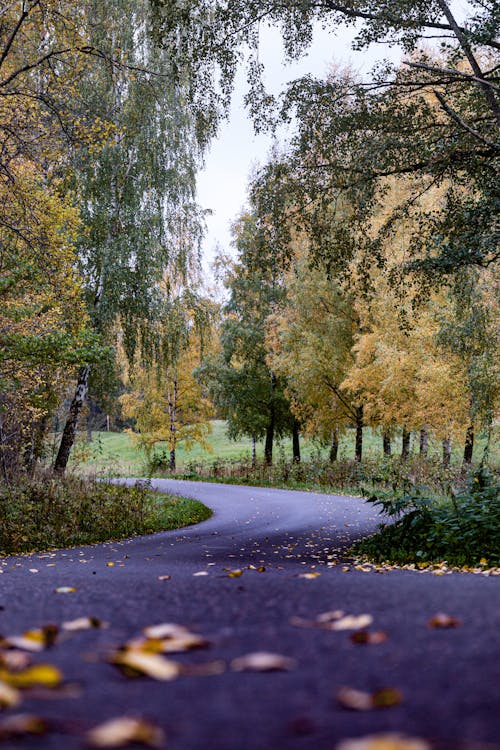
[357,467,500,566]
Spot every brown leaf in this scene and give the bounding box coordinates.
[62,617,105,632]
[335,734,431,750]
[231,652,296,672]
[86,717,165,748]
[0,714,49,739]
[350,631,388,645]
[336,687,403,711]
[111,650,181,681]
[157,576,171,581]
[428,613,460,628]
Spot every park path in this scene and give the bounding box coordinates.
[0,479,499,749]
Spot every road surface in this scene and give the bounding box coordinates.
[0,480,499,749]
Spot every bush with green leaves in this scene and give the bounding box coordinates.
[356,467,500,567]
[0,475,210,554]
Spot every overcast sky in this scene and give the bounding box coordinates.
[196,22,403,276]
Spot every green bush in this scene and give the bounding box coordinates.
[0,474,211,554]
[356,467,500,566]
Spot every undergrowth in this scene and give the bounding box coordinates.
[0,474,211,554]
[356,467,500,567]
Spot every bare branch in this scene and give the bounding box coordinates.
[404,60,500,93]
[433,89,500,150]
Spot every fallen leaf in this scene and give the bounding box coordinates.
[0,681,21,708]
[192,571,208,577]
[157,576,171,581]
[257,566,266,572]
[106,562,115,568]
[111,650,181,681]
[0,714,49,739]
[0,651,32,671]
[335,734,431,750]
[143,624,189,640]
[3,625,59,652]
[62,617,105,632]
[428,613,460,628]
[336,687,403,711]
[317,611,345,623]
[231,652,296,672]
[330,615,373,631]
[298,572,321,579]
[0,664,63,689]
[86,717,165,748]
[227,569,243,578]
[54,586,76,594]
[350,631,388,645]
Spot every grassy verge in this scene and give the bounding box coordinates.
[0,475,211,555]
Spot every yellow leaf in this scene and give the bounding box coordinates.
[231,652,296,672]
[0,664,63,689]
[4,625,58,652]
[54,587,76,594]
[86,717,165,748]
[298,572,321,579]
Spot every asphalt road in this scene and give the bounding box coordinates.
[1,479,499,750]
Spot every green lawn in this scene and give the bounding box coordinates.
[67,420,497,477]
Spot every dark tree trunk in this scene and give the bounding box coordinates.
[355,406,363,462]
[25,415,50,476]
[401,427,411,461]
[264,420,274,465]
[169,449,176,472]
[251,436,257,467]
[442,436,452,467]
[419,426,428,458]
[329,429,339,463]
[292,420,300,463]
[382,433,391,456]
[463,424,474,465]
[54,365,91,474]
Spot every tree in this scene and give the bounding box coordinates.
[54,0,204,473]
[120,288,215,471]
[199,213,296,465]
[153,1,499,274]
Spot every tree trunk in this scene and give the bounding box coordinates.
[442,435,452,467]
[54,365,91,474]
[251,436,257,467]
[169,449,176,472]
[463,424,474,465]
[168,380,177,473]
[264,420,274,466]
[382,433,391,456]
[329,429,339,463]
[355,406,363,462]
[292,420,300,463]
[401,427,411,461]
[25,414,50,476]
[419,426,428,458]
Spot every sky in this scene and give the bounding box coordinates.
[196,22,403,276]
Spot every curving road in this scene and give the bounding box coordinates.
[1,480,499,749]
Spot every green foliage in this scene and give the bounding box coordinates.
[0,475,210,554]
[357,467,500,566]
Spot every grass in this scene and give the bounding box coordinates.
[0,474,211,555]
[67,420,498,477]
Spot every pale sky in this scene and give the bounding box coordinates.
[197,22,403,275]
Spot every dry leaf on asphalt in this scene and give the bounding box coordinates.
[298,572,321,579]
[157,576,171,581]
[54,586,76,594]
[231,652,296,672]
[350,631,388,645]
[335,734,431,750]
[428,613,460,628]
[86,717,165,748]
[290,612,373,632]
[111,650,181,681]
[0,651,32,670]
[62,617,106,632]
[226,569,243,578]
[330,614,373,631]
[0,714,49,739]
[0,681,21,708]
[0,664,63,689]
[143,623,189,640]
[336,687,403,711]
[3,625,59,652]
